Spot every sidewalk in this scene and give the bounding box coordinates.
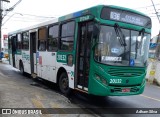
[146,78,160,87]
[0,58,9,64]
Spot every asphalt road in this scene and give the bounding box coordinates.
[0,61,160,117]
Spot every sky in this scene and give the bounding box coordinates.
[1,0,160,38]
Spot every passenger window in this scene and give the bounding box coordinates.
[60,21,75,51]
[22,32,29,50]
[47,25,58,51]
[38,27,47,51]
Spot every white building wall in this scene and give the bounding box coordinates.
[146,60,160,85]
[155,61,160,84]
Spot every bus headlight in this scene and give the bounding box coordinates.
[101,78,107,85]
[95,74,107,86]
[67,54,73,66]
[95,74,101,81]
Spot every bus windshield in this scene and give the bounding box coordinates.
[94,25,151,67]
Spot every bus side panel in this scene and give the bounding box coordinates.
[15,54,22,70]
[37,52,56,82]
[22,51,31,74]
[37,64,42,78]
[56,61,75,89]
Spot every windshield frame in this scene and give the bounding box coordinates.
[93,24,151,67]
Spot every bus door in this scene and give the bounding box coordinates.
[76,21,93,91]
[30,32,37,75]
[11,36,17,67]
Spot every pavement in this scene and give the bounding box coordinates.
[0,60,95,117]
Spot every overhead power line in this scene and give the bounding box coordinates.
[6,0,21,11]
[150,0,160,24]
[2,0,22,20]
[136,3,160,9]
[13,12,56,19]
[4,13,56,19]
[2,12,57,26]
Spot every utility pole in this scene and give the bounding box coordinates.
[0,0,10,61]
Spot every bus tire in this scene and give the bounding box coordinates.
[59,72,71,95]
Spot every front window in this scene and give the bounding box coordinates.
[130,32,150,66]
[94,25,150,67]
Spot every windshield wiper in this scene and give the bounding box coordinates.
[114,23,128,60]
[135,28,145,59]
[114,23,127,47]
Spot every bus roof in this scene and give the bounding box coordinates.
[8,18,59,35]
[59,5,149,21]
[8,5,150,35]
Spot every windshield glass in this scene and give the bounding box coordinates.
[130,32,150,66]
[94,25,151,67]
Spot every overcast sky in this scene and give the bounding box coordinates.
[2,0,160,37]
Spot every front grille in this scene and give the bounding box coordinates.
[109,84,141,87]
[130,87,139,92]
[108,68,145,77]
[111,87,139,93]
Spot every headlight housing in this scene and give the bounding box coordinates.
[95,74,107,86]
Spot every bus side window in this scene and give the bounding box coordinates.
[60,21,75,51]
[22,32,29,50]
[38,40,46,51]
[38,27,47,51]
[47,25,58,51]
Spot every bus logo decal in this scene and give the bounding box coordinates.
[126,79,129,83]
[22,53,30,61]
[70,71,74,77]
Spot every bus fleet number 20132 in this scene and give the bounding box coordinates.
[110,79,122,83]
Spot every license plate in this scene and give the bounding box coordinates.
[122,88,130,92]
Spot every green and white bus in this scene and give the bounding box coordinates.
[8,5,151,96]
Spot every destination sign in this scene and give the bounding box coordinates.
[101,7,151,28]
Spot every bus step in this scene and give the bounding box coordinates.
[77,85,82,89]
[77,85,88,91]
[31,73,37,78]
[84,87,88,91]
[75,88,88,94]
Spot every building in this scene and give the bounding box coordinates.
[2,34,8,58]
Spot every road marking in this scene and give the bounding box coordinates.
[31,98,50,117]
[50,102,67,115]
[31,98,44,108]
[140,94,160,102]
[35,94,45,100]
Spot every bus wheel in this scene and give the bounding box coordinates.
[59,72,71,95]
